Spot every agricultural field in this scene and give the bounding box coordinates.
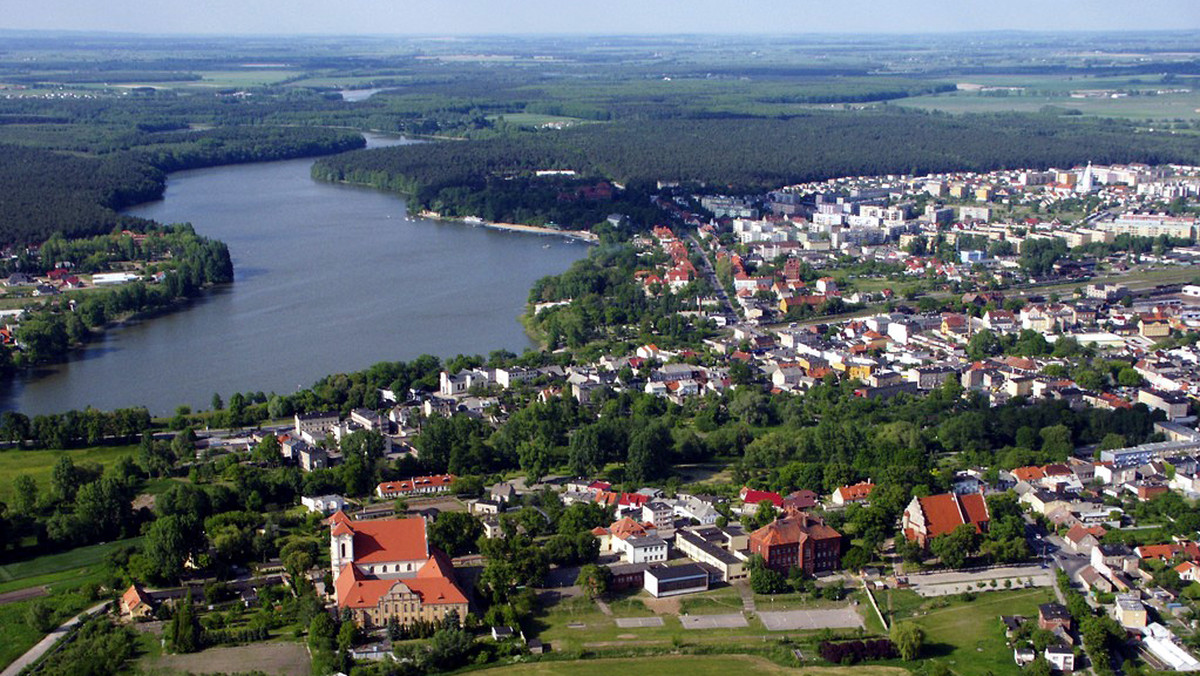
[0,444,136,502]
[900,88,1200,121]
[137,640,312,676]
[0,537,138,590]
[476,655,909,676]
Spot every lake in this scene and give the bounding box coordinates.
[0,135,587,415]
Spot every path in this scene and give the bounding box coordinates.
[595,599,613,616]
[737,583,756,613]
[1,601,108,676]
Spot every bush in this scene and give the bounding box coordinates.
[818,639,898,664]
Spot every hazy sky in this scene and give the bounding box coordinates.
[6,0,1200,35]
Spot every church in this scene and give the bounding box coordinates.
[329,511,469,628]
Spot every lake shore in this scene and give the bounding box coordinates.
[419,211,599,244]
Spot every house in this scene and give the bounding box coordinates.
[831,482,874,506]
[1176,560,1200,582]
[782,489,819,511]
[121,583,156,619]
[642,501,675,533]
[1063,524,1106,556]
[489,482,518,505]
[329,512,467,629]
[902,492,990,547]
[1114,594,1148,629]
[376,474,457,498]
[592,517,668,564]
[1092,544,1139,580]
[1044,644,1075,672]
[1038,603,1072,632]
[295,411,339,438]
[644,563,710,598]
[748,512,842,574]
[739,487,784,514]
[301,495,347,514]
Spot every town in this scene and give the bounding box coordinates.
[6,159,1200,675]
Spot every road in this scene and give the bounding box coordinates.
[1,601,108,676]
[687,235,736,322]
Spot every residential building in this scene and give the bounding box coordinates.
[376,474,457,498]
[831,482,875,506]
[675,526,749,582]
[1038,603,1073,632]
[121,583,155,620]
[301,495,347,514]
[1044,644,1075,672]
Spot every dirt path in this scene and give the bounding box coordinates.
[0,586,47,606]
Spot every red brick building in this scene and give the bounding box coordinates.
[748,512,842,574]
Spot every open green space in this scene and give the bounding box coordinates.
[900,89,1200,120]
[476,655,909,676]
[885,587,1055,676]
[0,444,136,502]
[0,585,100,671]
[0,536,139,588]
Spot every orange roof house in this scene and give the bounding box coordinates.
[121,583,155,619]
[902,492,990,547]
[831,482,875,506]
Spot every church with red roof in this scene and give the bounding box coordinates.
[901,492,990,547]
[328,511,468,628]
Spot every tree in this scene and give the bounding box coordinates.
[576,564,611,600]
[427,511,484,557]
[169,590,201,653]
[890,621,925,660]
[211,393,223,411]
[308,613,336,653]
[337,618,359,653]
[1116,367,1143,387]
[26,600,55,633]
[427,626,474,671]
[141,515,196,583]
[626,421,670,485]
[252,434,283,467]
[930,524,979,569]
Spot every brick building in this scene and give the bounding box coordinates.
[748,512,842,574]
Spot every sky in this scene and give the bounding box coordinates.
[4,0,1200,36]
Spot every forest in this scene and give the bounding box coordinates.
[313,109,1200,229]
[0,126,363,245]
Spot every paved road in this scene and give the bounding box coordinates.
[1,601,108,676]
[687,235,736,321]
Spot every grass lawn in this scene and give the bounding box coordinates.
[677,586,744,614]
[0,585,99,671]
[898,90,1200,120]
[888,587,1055,676]
[0,537,139,589]
[475,655,909,676]
[0,444,136,502]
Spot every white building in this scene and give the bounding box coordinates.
[301,495,346,514]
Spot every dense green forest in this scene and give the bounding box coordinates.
[313,110,1200,228]
[0,126,363,245]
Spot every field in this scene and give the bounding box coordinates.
[475,655,909,676]
[885,587,1056,676]
[0,444,136,502]
[0,537,139,590]
[0,584,100,671]
[900,90,1200,120]
[138,641,312,676]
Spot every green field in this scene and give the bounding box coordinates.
[476,655,909,676]
[885,587,1056,676]
[0,537,139,590]
[900,90,1200,120]
[0,444,136,502]
[0,587,99,671]
[487,113,589,128]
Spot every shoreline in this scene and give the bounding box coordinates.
[418,211,599,244]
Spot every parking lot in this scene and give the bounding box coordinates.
[679,613,749,630]
[757,608,863,631]
[615,617,665,628]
